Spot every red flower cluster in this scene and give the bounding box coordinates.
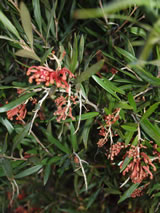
[26,66,75,92]
[54,95,77,122]
[120,146,156,183]
[7,104,27,121]
[103,108,120,126]
[131,183,149,198]
[107,142,125,161]
[97,109,120,147]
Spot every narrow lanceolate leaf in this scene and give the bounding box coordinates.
[76,60,104,84]
[0,158,13,179]
[70,34,78,73]
[12,123,31,153]
[103,78,125,95]
[79,35,85,64]
[20,2,33,47]
[121,123,137,132]
[87,188,101,209]
[61,112,99,123]
[120,157,132,173]
[41,128,70,154]
[15,165,43,178]
[0,10,20,39]
[15,49,41,62]
[141,102,160,120]
[128,93,137,112]
[82,118,93,150]
[74,0,151,19]
[32,0,42,33]
[0,92,35,113]
[0,36,20,44]
[139,18,160,61]
[70,122,78,152]
[118,183,140,203]
[43,164,51,186]
[115,46,160,86]
[0,118,14,134]
[92,75,120,100]
[140,119,160,146]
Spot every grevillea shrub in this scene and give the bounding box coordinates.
[1,0,160,212]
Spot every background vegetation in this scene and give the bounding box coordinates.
[1,0,160,212]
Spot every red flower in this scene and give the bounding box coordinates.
[26,66,75,92]
[54,95,77,122]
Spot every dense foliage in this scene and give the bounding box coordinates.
[1,0,160,212]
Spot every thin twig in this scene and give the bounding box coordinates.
[74,90,82,134]
[0,154,27,161]
[31,130,53,156]
[120,177,130,188]
[134,87,152,99]
[29,88,50,134]
[99,0,108,25]
[73,152,88,191]
[21,120,52,156]
[121,66,142,81]
[114,6,138,34]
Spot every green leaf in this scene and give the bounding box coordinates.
[82,118,93,149]
[0,36,20,44]
[105,188,121,195]
[139,18,160,61]
[12,123,31,153]
[74,0,151,19]
[46,4,56,40]
[116,101,133,109]
[141,102,160,120]
[61,112,99,123]
[129,27,146,39]
[70,34,78,73]
[125,131,134,145]
[43,164,51,186]
[70,122,78,152]
[0,10,20,39]
[0,118,14,134]
[121,123,138,132]
[41,128,70,154]
[15,49,41,61]
[0,92,35,113]
[132,135,138,146]
[128,93,137,112]
[76,60,104,84]
[140,119,160,146]
[20,2,33,47]
[48,156,61,164]
[115,46,160,86]
[79,35,85,64]
[41,47,54,65]
[92,75,120,100]
[103,78,125,95]
[2,133,8,154]
[0,158,13,179]
[15,165,43,178]
[87,188,101,209]
[118,183,140,203]
[120,157,132,173]
[32,0,42,34]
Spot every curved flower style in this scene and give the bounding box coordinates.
[7,104,27,121]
